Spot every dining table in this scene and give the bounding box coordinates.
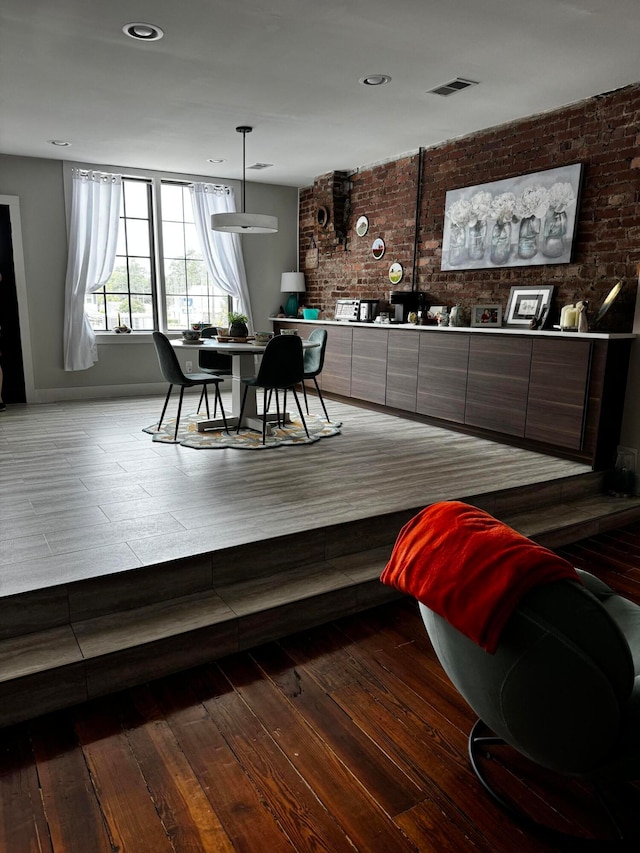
[171,336,319,433]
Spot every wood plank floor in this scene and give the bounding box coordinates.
[0,391,591,598]
[2,522,640,852]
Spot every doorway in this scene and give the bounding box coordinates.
[0,203,26,403]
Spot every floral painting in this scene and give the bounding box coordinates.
[440,164,583,271]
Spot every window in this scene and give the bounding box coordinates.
[85,177,232,332]
[161,183,232,330]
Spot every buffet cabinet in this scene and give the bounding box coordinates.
[273,321,632,468]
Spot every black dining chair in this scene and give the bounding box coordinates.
[198,326,232,417]
[301,327,329,421]
[152,331,228,441]
[236,334,309,444]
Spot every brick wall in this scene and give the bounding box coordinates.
[299,83,640,330]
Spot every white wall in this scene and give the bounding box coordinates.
[0,154,298,400]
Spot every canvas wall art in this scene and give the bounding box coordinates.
[440,164,583,271]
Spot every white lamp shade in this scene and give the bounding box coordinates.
[281,272,306,292]
[211,212,278,234]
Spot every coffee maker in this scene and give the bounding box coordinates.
[389,290,420,323]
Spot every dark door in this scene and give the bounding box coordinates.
[0,204,26,403]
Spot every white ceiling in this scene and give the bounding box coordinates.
[2,0,639,188]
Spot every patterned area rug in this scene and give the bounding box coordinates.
[143,412,341,449]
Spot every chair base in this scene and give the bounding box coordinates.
[468,718,640,844]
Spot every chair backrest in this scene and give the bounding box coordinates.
[255,334,304,389]
[303,328,327,377]
[420,574,635,775]
[198,326,232,372]
[152,331,188,385]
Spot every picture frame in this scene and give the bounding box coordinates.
[470,304,503,328]
[441,163,583,271]
[504,284,555,328]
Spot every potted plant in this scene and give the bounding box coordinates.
[228,312,249,338]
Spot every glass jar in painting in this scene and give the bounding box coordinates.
[448,223,467,266]
[541,210,567,258]
[517,215,540,260]
[467,220,487,261]
[490,221,511,265]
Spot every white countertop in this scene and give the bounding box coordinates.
[271,317,635,340]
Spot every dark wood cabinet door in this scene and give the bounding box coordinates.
[386,330,419,412]
[351,328,388,404]
[525,338,590,449]
[321,324,353,396]
[465,336,532,436]
[417,332,470,423]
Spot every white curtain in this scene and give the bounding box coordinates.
[63,170,122,370]
[189,183,253,329]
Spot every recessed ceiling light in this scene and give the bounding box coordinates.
[207,158,226,164]
[360,74,392,86]
[122,22,164,41]
[48,140,71,147]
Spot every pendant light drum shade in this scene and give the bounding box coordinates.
[211,126,278,234]
[210,212,278,233]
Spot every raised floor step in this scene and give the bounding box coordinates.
[1,482,639,728]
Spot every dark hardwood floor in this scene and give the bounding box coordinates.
[2,523,640,852]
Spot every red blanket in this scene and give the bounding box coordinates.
[380,500,579,653]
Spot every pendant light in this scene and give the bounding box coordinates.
[211,126,278,234]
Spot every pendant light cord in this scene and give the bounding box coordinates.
[236,125,252,215]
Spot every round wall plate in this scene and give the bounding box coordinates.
[356,215,369,237]
[317,205,329,228]
[372,237,385,259]
[389,262,403,284]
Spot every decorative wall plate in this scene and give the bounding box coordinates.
[372,237,385,259]
[356,215,369,237]
[389,262,403,284]
[317,205,329,228]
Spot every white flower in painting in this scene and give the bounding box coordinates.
[515,185,549,220]
[490,192,516,224]
[446,198,472,226]
[547,182,575,213]
[469,190,493,224]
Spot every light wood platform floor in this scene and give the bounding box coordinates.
[0,389,606,595]
[2,391,640,728]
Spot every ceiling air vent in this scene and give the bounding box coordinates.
[428,78,478,97]
[247,162,273,170]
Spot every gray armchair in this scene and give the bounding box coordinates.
[381,500,640,843]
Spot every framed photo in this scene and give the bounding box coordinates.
[505,284,555,328]
[441,163,583,271]
[470,304,503,328]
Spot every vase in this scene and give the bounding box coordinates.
[467,220,487,261]
[490,221,511,265]
[448,223,467,266]
[229,322,248,338]
[517,215,540,260]
[541,210,567,258]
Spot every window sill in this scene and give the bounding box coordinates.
[95,332,180,345]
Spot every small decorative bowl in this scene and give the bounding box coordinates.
[114,326,131,334]
[302,308,319,320]
[182,329,201,341]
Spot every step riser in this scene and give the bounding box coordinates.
[0,472,603,641]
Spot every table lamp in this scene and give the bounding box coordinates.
[281,272,306,317]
